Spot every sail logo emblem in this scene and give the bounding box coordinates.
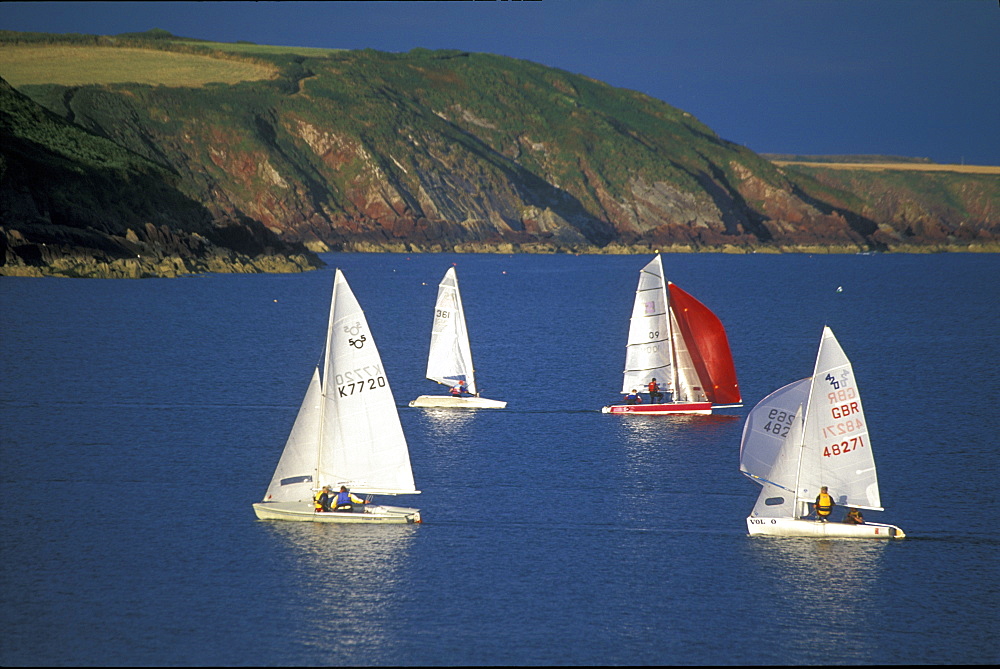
[644,300,656,314]
[344,321,366,348]
[825,370,850,390]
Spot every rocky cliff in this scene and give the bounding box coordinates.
[1,76,319,277]
[2,36,997,279]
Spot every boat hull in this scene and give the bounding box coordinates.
[253,502,421,524]
[602,401,713,415]
[746,517,905,539]
[409,395,507,409]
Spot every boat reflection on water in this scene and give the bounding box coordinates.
[411,406,478,436]
[747,538,888,661]
[261,522,417,656]
[616,414,741,525]
[618,413,740,471]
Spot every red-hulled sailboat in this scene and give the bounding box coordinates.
[602,255,741,415]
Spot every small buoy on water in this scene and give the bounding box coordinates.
[836,286,843,293]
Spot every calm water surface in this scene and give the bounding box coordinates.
[1,253,997,665]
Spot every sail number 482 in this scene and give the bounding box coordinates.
[763,408,794,437]
[824,435,866,457]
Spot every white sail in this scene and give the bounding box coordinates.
[740,376,812,493]
[262,368,323,503]
[319,269,418,495]
[622,255,673,393]
[798,327,882,511]
[747,403,807,518]
[425,267,477,394]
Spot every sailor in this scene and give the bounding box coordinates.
[450,380,468,397]
[624,389,643,405]
[334,486,367,513]
[814,486,835,522]
[844,507,865,525]
[315,485,333,513]
[647,378,664,404]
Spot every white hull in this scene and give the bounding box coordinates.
[253,502,421,524]
[409,395,507,409]
[747,517,905,539]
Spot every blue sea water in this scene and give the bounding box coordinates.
[1,252,998,666]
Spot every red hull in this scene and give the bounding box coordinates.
[604,401,713,415]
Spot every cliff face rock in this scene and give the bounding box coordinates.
[777,164,999,250]
[0,77,321,277]
[3,39,998,277]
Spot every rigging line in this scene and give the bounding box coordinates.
[742,471,796,494]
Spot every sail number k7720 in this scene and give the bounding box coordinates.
[336,366,387,397]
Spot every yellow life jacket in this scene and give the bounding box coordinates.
[816,492,833,515]
[314,491,325,510]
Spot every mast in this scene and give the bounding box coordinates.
[316,270,341,487]
[791,407,808,518]
[659,256,680,400]
[451,268,476,394]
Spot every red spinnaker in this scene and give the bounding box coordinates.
[668,283,741,405]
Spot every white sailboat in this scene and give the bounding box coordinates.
[409,267,506,409]
[740,327,905,538]
[602,254,741,415]
[253,269,421,524]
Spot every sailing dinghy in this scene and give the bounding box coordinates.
[252,269,421,524]
[602,255,741,415]
[740,327,905,538]
[409,267,506,409]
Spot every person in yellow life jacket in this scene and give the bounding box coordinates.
[315,485,334,513]
[844,507,865,525]
[814,486,834,522]
[333,486,368,513]
[647,378,664,404]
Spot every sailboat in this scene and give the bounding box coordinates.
[252,269,421,524]
[739,327,905,538]
[602,254,741,415]
[409,266,506,409]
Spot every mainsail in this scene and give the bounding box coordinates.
[425,267,477,394]
[261,269,418,502]
[799,327,881,511]
[622,255,672,394]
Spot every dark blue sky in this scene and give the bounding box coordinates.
[3,0,998,165]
